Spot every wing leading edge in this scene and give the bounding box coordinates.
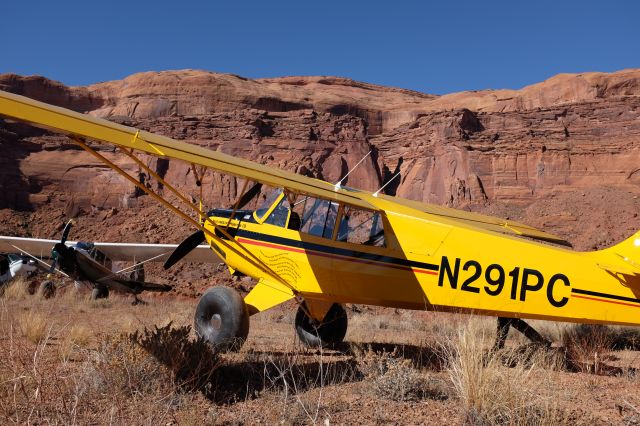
[0,236,218,263]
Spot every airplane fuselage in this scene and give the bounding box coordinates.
[205,195,640,327]
[0,254,37,283]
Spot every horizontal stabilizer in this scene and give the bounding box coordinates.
[596,231,640,276]
[597,262,640,277]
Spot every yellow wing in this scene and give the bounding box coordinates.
[373,193,572,247]
[0,90,570,247]
[0,90,375,211]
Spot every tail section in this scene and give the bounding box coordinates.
[596,231,640,276]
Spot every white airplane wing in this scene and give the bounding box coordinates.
[0,236,217,263]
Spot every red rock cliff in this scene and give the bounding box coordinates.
[1,69,639,293]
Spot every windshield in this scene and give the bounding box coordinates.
[254,188,283,221]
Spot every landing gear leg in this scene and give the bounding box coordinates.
[493,317,551,351]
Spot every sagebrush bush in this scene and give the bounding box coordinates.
[356,346,448,402]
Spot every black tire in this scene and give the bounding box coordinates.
[194,286,249,352]
[295,302,348,348]
[91,285,109,300]
[39,280,55,299]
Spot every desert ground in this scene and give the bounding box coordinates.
[1,276,640,425]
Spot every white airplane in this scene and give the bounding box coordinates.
[0,221,217,299]
[0,253,37,284]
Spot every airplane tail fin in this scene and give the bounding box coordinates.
[595,231,640,276]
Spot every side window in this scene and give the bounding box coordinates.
[255,189,283,221]
[337,206,385,247]
[264,196,291,227]
[300,198,338,238]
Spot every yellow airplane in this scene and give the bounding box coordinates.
[1,90,639,351]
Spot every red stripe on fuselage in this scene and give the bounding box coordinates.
[237,237,438,276]
[573,294,640,309]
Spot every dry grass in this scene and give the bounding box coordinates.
[1,296,639,424]
[1,276,30,300]
[442,320,567,425]
[59,324,93,361]
[17,311,50,344]
[0,313,221,424]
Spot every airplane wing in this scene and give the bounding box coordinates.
[0,90,377,211]
[91,242,217,262]
[0,91,570,248]
[373,193,573,247]
[0,236,217,263]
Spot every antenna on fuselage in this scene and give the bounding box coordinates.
[372,171,401,198]
[334,150,372,191]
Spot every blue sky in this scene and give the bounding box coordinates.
[2,1,638,94]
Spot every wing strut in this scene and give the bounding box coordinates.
[71,137,293,291]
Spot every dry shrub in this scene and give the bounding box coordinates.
[356,346,448,402]
[442,321,567,425]
[18,311,49,344]
[561,324,614,373]
[1,276,30,300]
[608,327,640,351]
[78,322,220,401]
[130,322,221,392]
[86,333,170,397]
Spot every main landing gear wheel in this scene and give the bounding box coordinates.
[295,303,348,349]
[194,286,249,352]
[91,285,109,300]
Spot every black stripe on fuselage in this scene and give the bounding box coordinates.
[233,228,440,272]
[571,288,640,305]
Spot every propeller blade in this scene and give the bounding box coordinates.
[60,220,73,244]
[163,230,205,270]
[230,182,263,209]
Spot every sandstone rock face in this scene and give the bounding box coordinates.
[1,69,639,296]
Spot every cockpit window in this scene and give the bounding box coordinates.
[337,206,385,246]
[300,198,338,238]
[264,196,291,228]
[254,189,283,221]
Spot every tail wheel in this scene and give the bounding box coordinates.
[194,286,249,352]
[295,302,348,348]
[91,285,109,300]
